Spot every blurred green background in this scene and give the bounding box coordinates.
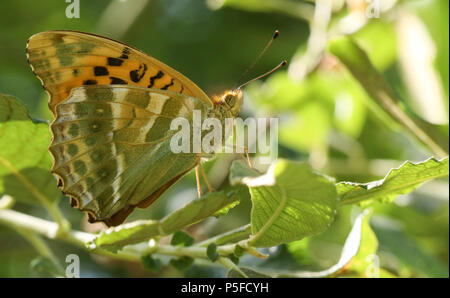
[0,0,448,277]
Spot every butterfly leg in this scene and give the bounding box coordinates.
[244,147,254,169]
[195,164,215,198]
[195,167,203,198]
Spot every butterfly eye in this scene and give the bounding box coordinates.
[224,94,235,108]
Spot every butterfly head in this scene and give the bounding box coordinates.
[217,89,243,116]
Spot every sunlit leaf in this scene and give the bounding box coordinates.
[0,94,60,205]
[91,191,240,251]
[335,209,381,277]
[230,159,337,247]
[337,157,449,206]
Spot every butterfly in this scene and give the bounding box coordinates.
[26,30,244,226]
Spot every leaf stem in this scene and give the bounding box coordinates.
[0,209,254,269]
[0,209,92,245]
[218,257,248,278]
[0,195,15,209]
[197,224,251,247]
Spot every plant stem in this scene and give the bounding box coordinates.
[0,209,92,246]
[0,195,15,209]
[0,209,253,267]
[218,257,248,278]
[197,224,251,247]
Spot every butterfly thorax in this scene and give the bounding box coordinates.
[211,89,243,119]
[200,89,243,151]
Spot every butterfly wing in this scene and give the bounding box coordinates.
[26,30,212,115]
[51,85,211,226]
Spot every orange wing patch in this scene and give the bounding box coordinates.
[26,30,211,115]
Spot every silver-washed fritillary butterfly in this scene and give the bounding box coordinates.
[26,30,244,226]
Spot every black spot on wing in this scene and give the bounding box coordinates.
[94,66,109,76]
[130,63,148,83]
[161,79,174,90]
[120,47,130,59]
[148,70,164,88]
[107,57,123,66]
[110,77,127,84]
[83,79,97,85]
[70,197,78,207]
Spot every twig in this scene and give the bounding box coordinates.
[0,209,255,268]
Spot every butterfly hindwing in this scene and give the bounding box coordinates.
[50,85,211,225]
[26,30,212,114]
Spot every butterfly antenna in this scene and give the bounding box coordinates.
[236,29,280,87]
[237,60,287,90]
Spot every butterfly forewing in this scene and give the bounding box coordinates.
[26,30,212,115]
[50,85,211,225]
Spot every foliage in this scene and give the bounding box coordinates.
[0,0,448,278]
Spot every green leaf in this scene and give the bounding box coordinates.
[91,191,240,251]
[227,253,240,265]
[228,211,371,278]
[213,199,240,218]
[30,256,64,277]
[141,255,162,273]
[234,245,245,257]
[372,219,449,278]
[229,160,261,185]
[338,157,449,206]
[336,209,381,277]
[170,256,194,270]
[198,224,252,247]
[89,220,159,252]
[230,159,338,247]
[286,238,313,266]
[206,243,219,262]
[328,37,449,157]
[0,94,60,206]
[161,191,240,232]
[352,20,397,71]
[171,231,194,247]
